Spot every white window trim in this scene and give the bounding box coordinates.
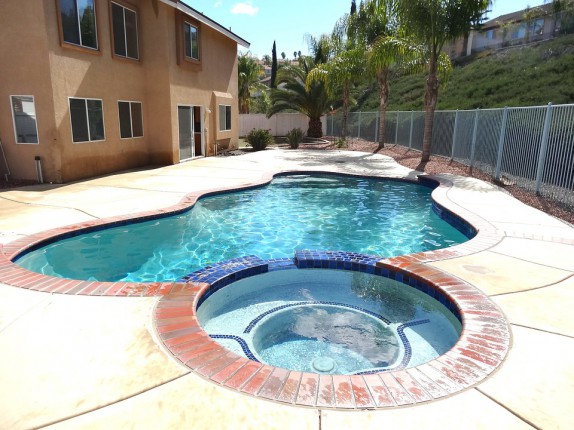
[68,97,106,144]
[184,21,199,61]
[10,95,40,145]
[118,100,144,139]
[62,0,99,51]
[219,104,232,131]
[111,1,139,60]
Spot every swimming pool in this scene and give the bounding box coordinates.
[197,268,462,375]
[14,174,472,283]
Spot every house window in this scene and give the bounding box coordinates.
[219,105,231,131]
[11,96,39,144]
[532,18,545,36]
[184,22,199,60]
[118,101,143,138]
[111,2,139,60]
[59,0,98,50]
[486,29,495,40]
[69,97,105,142]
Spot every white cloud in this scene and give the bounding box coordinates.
[230,2,259,16]
[214,1,222,7]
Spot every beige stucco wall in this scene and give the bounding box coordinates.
[0,1,60,182]
[0,0,241,183]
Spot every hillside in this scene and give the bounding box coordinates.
[354,33,574,112]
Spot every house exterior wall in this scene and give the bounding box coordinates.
[0,0,243,183]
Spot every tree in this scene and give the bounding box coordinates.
[281,51,286,60]
[307,22,364,140]
[238,52,263,114]
[271,41,278,88]
[351,0,357,15]
[397,0,491,162]
[347,0,403,149]
[294,51,298,59]
[268,57,335,137]
[262,54,272,66]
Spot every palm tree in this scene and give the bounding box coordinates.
[345,0,406,149]
[396,0,491,162]
[268,57,335,137]
[306,22,364,140]
[237,52,263,114]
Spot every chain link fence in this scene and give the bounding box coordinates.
[327,103,574,207]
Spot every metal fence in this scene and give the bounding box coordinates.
[327,104,574,207]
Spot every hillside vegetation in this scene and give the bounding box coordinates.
[355,34,574,112]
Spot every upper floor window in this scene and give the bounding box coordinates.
[69,97,105,143]
[59,0,98,50]
[219,105,231,131]
[111,2,139,60]
[11,96,39,144]
[184,22,199,61]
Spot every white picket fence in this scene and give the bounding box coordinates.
[239,113,327,137]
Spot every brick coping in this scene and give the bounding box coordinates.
[0,170,512,408]
[154,251,510,409]
[0,171,501,296]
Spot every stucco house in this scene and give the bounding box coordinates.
[446,3,562,58]
[0,0,249,183]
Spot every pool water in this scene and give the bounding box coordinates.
[197,269,462,374]
[15,175,469,282]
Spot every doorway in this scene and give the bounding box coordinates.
[178,105,204,161]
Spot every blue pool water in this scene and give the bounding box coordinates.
[197,269,462,374]
[15,175,469,282]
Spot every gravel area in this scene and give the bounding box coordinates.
[296,137,574,226]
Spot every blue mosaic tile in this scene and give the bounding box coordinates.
[396,319,431,369]
[210,334,259,362]
[243,301,392,334]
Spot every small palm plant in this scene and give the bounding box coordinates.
[286,128,304,149]
[246,128,274,151]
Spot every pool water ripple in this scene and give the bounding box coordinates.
[15,175,470,283]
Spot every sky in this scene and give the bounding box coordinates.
[185,0,548,59]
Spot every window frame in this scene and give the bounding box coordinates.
[176,13,202,71]
[55,0,101,54]
[183,21,200,61]
[109,0,140,61]
[10,95,40,145]
[218,104,232,132]
[68,97,106,144]
[117,100,144,139]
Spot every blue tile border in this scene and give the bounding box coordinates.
[191,250,462,328]
[243,301,392,334]
[209,334,259,362]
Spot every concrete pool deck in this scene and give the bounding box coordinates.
[0,149,572,429]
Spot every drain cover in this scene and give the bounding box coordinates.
[312,357,336,372]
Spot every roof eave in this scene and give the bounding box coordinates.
[159,0,250,48]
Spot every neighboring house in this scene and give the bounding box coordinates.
[446,3,570,58]
[0,0,249,183]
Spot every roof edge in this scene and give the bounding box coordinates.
[159,0,250,48]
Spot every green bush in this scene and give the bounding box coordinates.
[246,128,274,151]
[286,128,304,149]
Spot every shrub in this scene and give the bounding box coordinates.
[336,137,347,148]
[286,128,304,149]
[246,128,274,151]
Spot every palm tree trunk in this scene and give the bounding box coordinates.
[341,83,350,139]
[308,119,323,138]
[377,68,390,149]
[422,61,439,163]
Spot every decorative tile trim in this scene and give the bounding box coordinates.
[154,251,511,410]
[242,301,392,334]
[209,335,259,362]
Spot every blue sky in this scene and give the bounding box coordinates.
[186,0,547,59]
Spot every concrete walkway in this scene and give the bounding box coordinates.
[0,150,572,430]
